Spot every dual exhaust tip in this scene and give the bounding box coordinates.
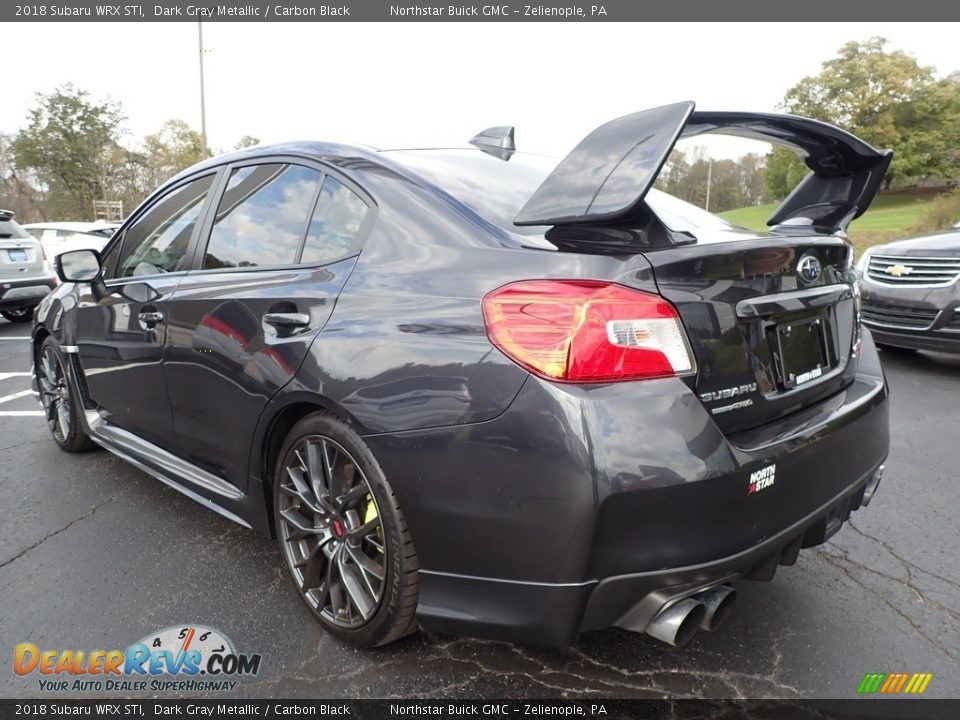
[643,584,737,647]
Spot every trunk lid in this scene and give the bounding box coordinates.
[644,230,859,434]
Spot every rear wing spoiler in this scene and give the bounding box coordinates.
[514,101,892,233]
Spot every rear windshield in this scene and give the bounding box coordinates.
[385,149,735,237]
[0,219,32,239]
[385,150,553,236]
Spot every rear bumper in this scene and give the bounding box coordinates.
[0,275,57,310]
[416,465,881,645]
[365,332,890,646]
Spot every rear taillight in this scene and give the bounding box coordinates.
[482,280,695,383]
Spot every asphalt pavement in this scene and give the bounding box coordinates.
[1,317,957,699]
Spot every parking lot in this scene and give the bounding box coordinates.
[1,317,958,699]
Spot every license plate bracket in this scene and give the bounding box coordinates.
[775,314,830,389]
[7,249,27,262]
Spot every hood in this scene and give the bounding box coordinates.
[870,228,960,257]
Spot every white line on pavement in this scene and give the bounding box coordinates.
[0,411,43,417]
[0,336,31,340]
[0,389,34,404]
[0,372,32,381]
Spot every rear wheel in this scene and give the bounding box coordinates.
[36,337,94,452]
[274,413,419,647]
[2,307,33,323]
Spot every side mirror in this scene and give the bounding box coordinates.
[56,249,102,283]
[119,282,161,303]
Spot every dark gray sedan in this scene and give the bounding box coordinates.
[32,102,891,649]
[858,222,960,353]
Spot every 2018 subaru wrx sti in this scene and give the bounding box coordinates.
[33,101,890,648]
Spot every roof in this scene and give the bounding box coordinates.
[21,222,106,232]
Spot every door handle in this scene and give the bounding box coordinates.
[263,312,310,328]
[138,311,164,325]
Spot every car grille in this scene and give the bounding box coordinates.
[866,254,960,287]
[861,304,939,330]
[947,311,960,331]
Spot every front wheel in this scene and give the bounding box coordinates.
[36,337,94,452]
[274,412,419,647]
[2,307,34,323]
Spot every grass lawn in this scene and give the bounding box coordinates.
[719,188,945,256]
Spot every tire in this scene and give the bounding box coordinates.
[273,412,419,647]
[36,337,94,452]
[2,307,34,323]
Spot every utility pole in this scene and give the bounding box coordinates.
[198,22,208,158]
[705,159,712,212]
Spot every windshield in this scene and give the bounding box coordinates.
[386,149,736,237]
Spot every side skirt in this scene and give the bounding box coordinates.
[89,416,253,529]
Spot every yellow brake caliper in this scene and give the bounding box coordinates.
[364,494,382,552]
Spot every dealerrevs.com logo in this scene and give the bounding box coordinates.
[13,625,262,693]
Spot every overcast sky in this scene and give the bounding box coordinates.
[4,22,959,159]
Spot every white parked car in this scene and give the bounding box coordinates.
[21,221,119,259]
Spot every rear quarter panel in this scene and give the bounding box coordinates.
[276,161,661,436]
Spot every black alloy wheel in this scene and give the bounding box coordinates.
[274,413,419,647]
[36,337,93,452]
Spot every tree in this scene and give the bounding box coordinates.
[777,37,960,189]
[235,135,261,150]
[12,84,127,220]
[141,119,205,189]
[763,147,808,202]
[0,133,48,221]
[658,147,768,212]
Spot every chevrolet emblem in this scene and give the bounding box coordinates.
[887,264,912,277]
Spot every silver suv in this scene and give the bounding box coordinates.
[0,210,58,323]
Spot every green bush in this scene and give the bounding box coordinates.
[912,190,960,232]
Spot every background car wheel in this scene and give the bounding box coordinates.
[274,412,419,648]
[2,308,34,323]
[36,337,94,452]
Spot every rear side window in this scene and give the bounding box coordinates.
[117,174,215,278]
[203,164,321,270]
[301,176,369,264]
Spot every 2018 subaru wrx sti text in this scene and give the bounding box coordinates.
[33,101,890,648]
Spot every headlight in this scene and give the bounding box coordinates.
[855,248,873,274]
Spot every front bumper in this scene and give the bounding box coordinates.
[861,279,960,354]
[365,332,890,646]
[0,274,58,311]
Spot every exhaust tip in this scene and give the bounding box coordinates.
[862,465,884,507]
[697,585,737,632]
[644,598,705,647]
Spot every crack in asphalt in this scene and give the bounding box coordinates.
[814,549,958,663]
[847,521,960,592]
[821,540,960,625]
[229,630,803,700]
[566,636,805,699]
[0,489,125,570]
[0,438,48,455]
